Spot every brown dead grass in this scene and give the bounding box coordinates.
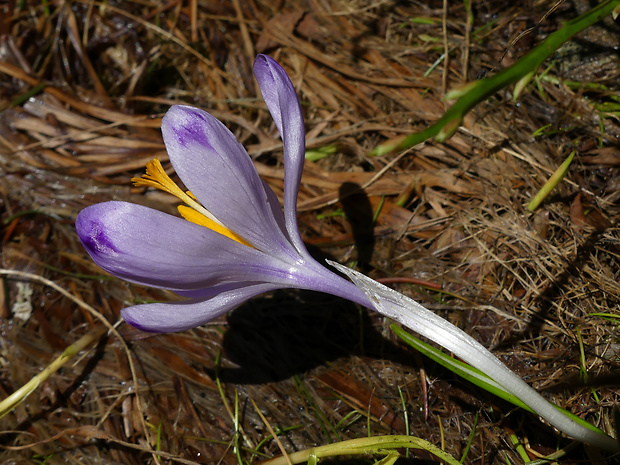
[0,0,619,463]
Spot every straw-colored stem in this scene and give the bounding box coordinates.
[0,325,107,419]
[262,435,461,465]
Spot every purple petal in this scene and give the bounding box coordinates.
[121,282,280,333]
[253,55,307,256]
[261,178,289,241]
[76,201,309,291]
[161,105,296,261]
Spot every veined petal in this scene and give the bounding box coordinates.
[75,201,306,291]
[261,178,289,241]
[161,105,295,260]
[121,282,280,333]
[253,54,307,256]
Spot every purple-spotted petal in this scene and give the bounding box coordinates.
[76,201,306,291]
[161,105,295,260]
[121,282,280,333]
[253,54,307,256]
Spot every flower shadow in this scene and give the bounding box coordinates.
[215,289,413,384]
[339,181,376,272]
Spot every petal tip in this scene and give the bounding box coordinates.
[162,105,215,150]
[121,304,197,333]
[121,307,163,333]
[253,54,285,85]
[254,53,276,69]
[76,207,118,256]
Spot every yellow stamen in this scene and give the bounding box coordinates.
[178,206,252,246]
[133,159,252,247]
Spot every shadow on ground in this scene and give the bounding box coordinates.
[216,288,415,384]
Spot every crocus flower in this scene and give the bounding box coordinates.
[76,54,370,333]
[76,54,619,452]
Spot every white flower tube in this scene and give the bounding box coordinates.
[329,261,619,453]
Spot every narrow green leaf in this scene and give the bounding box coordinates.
[371,1,620,156]
[391,325,609,436]
[527,151,575,211]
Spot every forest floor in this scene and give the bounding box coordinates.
[1,0,619,464]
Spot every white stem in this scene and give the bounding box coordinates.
[329,262,619,453]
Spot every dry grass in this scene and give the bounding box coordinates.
[0,0,619,463]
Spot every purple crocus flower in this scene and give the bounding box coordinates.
[76,54,369,332]
[75,55,619,452]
